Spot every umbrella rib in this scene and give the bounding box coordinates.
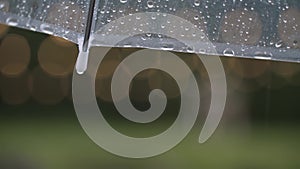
[82,0,96,52]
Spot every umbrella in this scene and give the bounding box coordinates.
[0,0,298,61]
[1,0,299,158]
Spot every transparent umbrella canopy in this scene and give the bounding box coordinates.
[1,0,300,159]
[0,0,299,62]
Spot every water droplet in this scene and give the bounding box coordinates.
[123,44,133,48]
[151,15,156,20]
[141,36,147,41]
[146,33,152,37]
[200,34,205,39]
[120,0,127,4]
[147,0,154,8]
[161,43,174,51]
[194,0,201,7]
[241,46,246,52]
[40,24,54,35]
[199,49,206,53]
[223,48,235,56]
[293,40,298,46]
[136,15,141,20]
[275,41,283,48]
[76,51,88,75]
[254,51,272,60]
[187,47,194,53]
[30,25,37,31]
[6,17,18,26]
[0,1,7,10]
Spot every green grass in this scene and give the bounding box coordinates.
[1,110,300,169]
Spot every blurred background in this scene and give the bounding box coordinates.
[0,23,300,169]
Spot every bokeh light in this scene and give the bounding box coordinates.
[46,2,85,33]
[220,8,263,45]
[226,57,268,79]
[95,48,135,102]
[130,69,158,102]
[38,36,78,77]
[224,57,270,92]
[146,52,195,99]
[28,66,69,105]
[0,1,9,12]
[0,23,9,37]
[0,34,30,77]
[0,49,299,169]
[175,9,207,33]
[278,8,300,49]
[0,71,30,105]
[272,61,300,79]
[1,5,300,168]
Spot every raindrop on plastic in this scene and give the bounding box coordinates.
[223,48,235,56]
[147,0,154,8]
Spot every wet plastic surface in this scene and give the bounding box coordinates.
[0,0,299,62]
[0,0,89,42]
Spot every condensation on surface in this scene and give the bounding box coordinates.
[0,0,299,62]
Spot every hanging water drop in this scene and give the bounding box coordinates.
[30,25,37,31]
[223,48,235,56]
[6,17,18,26]
[76,51,88,75]
[161,43,174,51]
[254,51,272,60]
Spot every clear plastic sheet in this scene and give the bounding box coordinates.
[0,0,299,62]
[0,0,89,42]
